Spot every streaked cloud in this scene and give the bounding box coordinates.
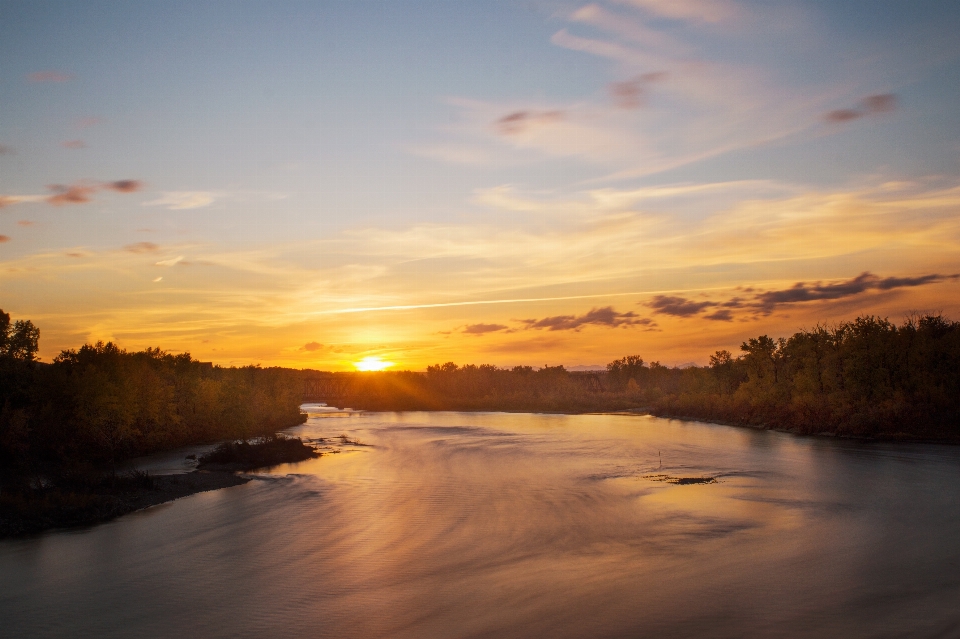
[703,309,733,322]
[754,271,955,312]
[144,191,216,210]
[643,271,955,320]
[37,180,143,206]
[824,94,898,124]
[496,110,564,135]
[61,140,86,149]
[104,180,143,193]
[155,256,184,267]
[26,71,72,83]
[462,323,509,335]
[124,242,160,253]
[608,72,668,109]
[521,306,655,331]
[647,295,713,317]
[615,0,739,24]
[47,184,97,205]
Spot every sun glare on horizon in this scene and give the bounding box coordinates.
[354,356,395,372]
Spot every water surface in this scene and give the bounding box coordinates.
[2,411,959,638]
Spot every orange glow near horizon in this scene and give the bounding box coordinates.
[354,356,395,372]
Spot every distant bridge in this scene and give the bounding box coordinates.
[302,373,354,407]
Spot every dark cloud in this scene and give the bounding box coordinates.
[0,235,9,243]
[824,93,897,124]
[522,306,655,331]
[703,309,734,321]
[104,180,143,193]
[496,110,564,135]
[61,140,86,149]
[47,184,97,205]
[27,71,72,83]
[124,242,159,253]
[463,323,509,335]
[609,72,667,109]
[875,274,944,289]
[647,295,714,317]
[755,271,954,312]
[824,109,862,123]
[302,342,323,352]
[635,270,949,322]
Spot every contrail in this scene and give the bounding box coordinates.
[309,286,734,316]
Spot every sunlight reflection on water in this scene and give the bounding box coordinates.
[2,411,959,638]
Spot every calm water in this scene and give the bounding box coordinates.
[2,411,960,638]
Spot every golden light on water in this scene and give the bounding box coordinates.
[354,356,395,372]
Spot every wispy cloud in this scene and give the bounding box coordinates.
[423,1,906,181]
[47,184,97,205]
[143,191,216,210]
[608,72,668,109]
[0,235,10,243]
[615,0,739,24]
[301,341,323,351]
[0,180,144,208]
[0,144,13,155]
[824,94,898,124]
[61,140,86,149]
[496,110,564,135]
[27,71,72,83]
[124,242,160,253]
[104,180,143,193]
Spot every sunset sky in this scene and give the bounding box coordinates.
[2,0,960,370]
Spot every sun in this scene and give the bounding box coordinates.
[354,356,395,372]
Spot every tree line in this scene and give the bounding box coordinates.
[0,309,305,480]
[336,314,959,440]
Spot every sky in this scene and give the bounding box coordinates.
[2,0,960,370]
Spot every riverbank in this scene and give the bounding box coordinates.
[0,471,250,538]
[0,436,322,538]
[585,407,960,444]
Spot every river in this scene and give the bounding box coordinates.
[2,410,959,638]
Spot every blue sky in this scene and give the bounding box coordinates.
[2,0,960,368]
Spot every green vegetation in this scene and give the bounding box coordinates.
[0,308,307,532]
[197,434,319,471]
[635,314,960,439]
[337,314,960,440]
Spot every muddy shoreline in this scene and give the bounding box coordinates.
[1,436,324,539]
[0,471,252,539]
